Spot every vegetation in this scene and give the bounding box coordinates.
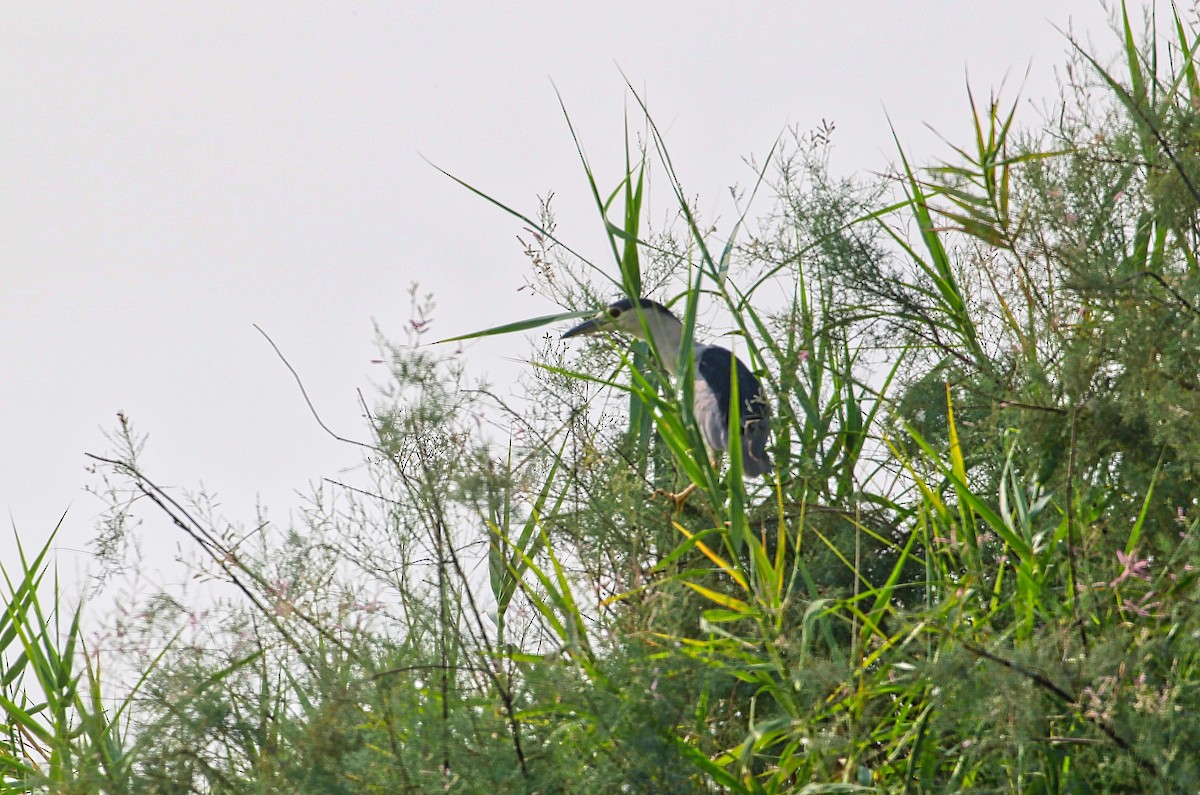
[5,5,1200,792]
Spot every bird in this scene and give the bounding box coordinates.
[562,297,772,503]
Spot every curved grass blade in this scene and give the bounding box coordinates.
[433,309,594,345]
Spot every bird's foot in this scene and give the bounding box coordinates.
[654,482,698,513]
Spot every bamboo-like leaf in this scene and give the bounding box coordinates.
[433,309,593,345]
[1125,454,1162,554]
[1122,0,1147,107]
[682,581,752,613]
[0,690,53,745]
[618,115,644,299]
[673,739,752,792]
[1175,6,1200,102]
[862,530,920,649]
[675,522,748,591]
[490,438,568,634]
[944,382,967,483]
[427,157,609,283]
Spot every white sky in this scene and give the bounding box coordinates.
[2,2,1123,594]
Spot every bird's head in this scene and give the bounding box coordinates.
[561,297,680,342]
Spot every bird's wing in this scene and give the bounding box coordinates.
[692,353,730,453]
[696,345,773,476]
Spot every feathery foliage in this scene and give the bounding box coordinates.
[6,5,1200,793]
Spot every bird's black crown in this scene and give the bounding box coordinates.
[607,297,675,318]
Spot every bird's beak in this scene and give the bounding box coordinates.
[561,315,611,339]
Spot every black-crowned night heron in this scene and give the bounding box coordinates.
[562,298,772,502]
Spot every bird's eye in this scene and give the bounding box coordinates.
[607,307,621,318]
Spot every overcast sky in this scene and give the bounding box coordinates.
[2,3,1124,595]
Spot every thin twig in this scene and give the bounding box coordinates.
[956,638,1157,776]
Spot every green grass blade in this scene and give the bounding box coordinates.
[434,309,593,345]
